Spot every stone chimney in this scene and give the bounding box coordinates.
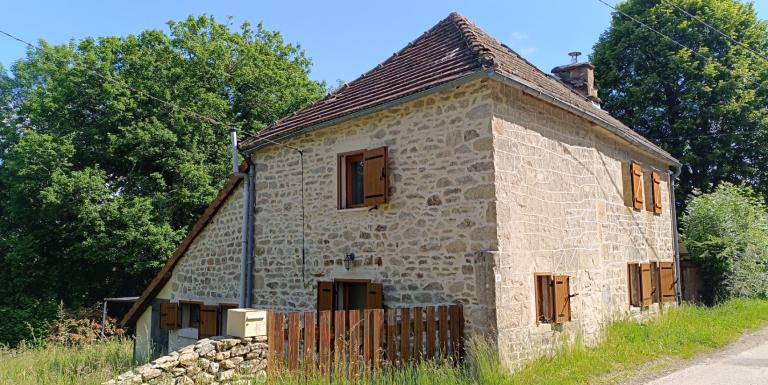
[551,51,601,105]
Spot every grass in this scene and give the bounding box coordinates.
[2,298,768,385]
[235,298,768,385]
[0,338,134,385]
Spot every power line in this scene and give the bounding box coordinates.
[0,28,300,152]
[596,0,710,61]
[660,0,768,63]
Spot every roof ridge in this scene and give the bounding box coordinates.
[447,12,496,68]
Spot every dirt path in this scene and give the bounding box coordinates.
[617,325,768,385]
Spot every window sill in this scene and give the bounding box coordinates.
[338,206,371,213]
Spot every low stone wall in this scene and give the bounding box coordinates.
[106,336,267,385]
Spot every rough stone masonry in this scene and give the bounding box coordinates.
[106,336,267,385]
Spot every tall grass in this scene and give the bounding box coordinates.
[2,299,767,385]
[0,338,134,385]
[235,298,768,385]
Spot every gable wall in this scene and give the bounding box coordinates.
[490,80,675,365]
[249,79,498,331]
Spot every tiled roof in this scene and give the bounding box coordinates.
[239,13,678,166]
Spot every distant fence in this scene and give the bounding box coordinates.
[267,304,464,378]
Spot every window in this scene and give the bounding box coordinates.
[317,280,384,311]
[628,263,653,307]
[346,153,365,208]
[534,273,572,324]
[180,302,201,329]
[337,147,388,209]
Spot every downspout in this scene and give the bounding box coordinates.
[245,159,256,308]
[231,128,250,309]
[669,165,683,304]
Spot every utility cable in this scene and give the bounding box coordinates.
[596,0,711,61]
[660,0,768,63]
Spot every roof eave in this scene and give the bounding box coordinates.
[240,70,492,154]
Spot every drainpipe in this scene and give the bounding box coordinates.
[231,128,250,309]
[669,165,683,304]
[245,159,256,308]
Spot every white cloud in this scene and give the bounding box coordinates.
[507,31,536,57]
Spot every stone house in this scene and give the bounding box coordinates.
[122,13,681,366]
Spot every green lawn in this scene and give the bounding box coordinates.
[3,298,768,385]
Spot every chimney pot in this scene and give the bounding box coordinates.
[552,53,601,105]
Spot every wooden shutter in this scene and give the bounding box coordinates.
[366,282,384,309]
[640,263,653,306]
[631,162,644,210]
[652,171,662,214]
[363,147,388,206]
[159,303,179,330]
[317,281,334,311]
[553,275,571,323]
[659,262,676,302]
[199,305,219,339]
[651,262,660,303]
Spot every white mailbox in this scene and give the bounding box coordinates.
[226,309,267,338]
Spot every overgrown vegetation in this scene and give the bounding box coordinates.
[0,15,325,346]
[2,299,767,384]
[232,299,768,385]
[681,183,768,303]
[592,0,768,207]
[0,339,134,385]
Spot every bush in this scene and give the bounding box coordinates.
[681,183,768,303]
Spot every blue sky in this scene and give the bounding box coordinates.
[1,1,766,86]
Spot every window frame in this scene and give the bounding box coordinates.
[534,273,555,324]
[337,150,367,210]
[179,301,202,329]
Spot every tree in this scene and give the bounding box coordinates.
[0,15,325,345]
[592,0,768,207]
[681,183,768,303]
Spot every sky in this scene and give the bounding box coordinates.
[1,1,767,86]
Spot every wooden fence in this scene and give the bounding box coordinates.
[267,304,464,378]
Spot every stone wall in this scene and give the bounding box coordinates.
[489,81,675,365]
[248,79,498,332]
[165,184,245,304]
[107,336,267,385]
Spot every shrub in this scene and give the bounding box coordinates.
[681,183,768,303]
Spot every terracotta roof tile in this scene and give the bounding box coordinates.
[242,12,676,163]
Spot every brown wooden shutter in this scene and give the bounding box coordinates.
[366,282,384,309]
[640,263,653,306]
[553,275,571,323]
[659,262,676,302]
[317,281,334,311]
[631,162,644,210]
[159,303,179,330]
[363,147,388,206]
[199,305,219,339]
[652,171,662,214]
[628,263,641,307]
[651,262,660,303]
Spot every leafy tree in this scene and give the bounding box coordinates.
[0,15,324,345]
[681,183,768,303]
[592,0,768,207]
